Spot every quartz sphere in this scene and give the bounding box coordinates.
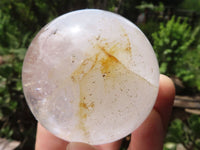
[22,9,159,145]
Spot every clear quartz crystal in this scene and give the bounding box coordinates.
[22,9,159,145]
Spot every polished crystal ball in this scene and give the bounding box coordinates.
[22,9,159,145]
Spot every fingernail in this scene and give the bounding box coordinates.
[66,143,71,150]
[66,142,96,150]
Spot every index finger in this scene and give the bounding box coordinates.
[128,74,175,150]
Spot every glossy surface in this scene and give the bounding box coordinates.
[22,9,159,145]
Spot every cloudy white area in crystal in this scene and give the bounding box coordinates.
[22,9,159,145]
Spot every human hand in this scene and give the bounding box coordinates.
[35,74,175,150]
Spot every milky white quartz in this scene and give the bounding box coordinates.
[22,9,159,145]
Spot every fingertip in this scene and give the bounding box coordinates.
[159,74,176,100]
[154,74,176,130]
[128,75,176,150]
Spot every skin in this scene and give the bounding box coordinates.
[35,74,175,150]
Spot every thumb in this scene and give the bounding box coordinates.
[66,142,96,150]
